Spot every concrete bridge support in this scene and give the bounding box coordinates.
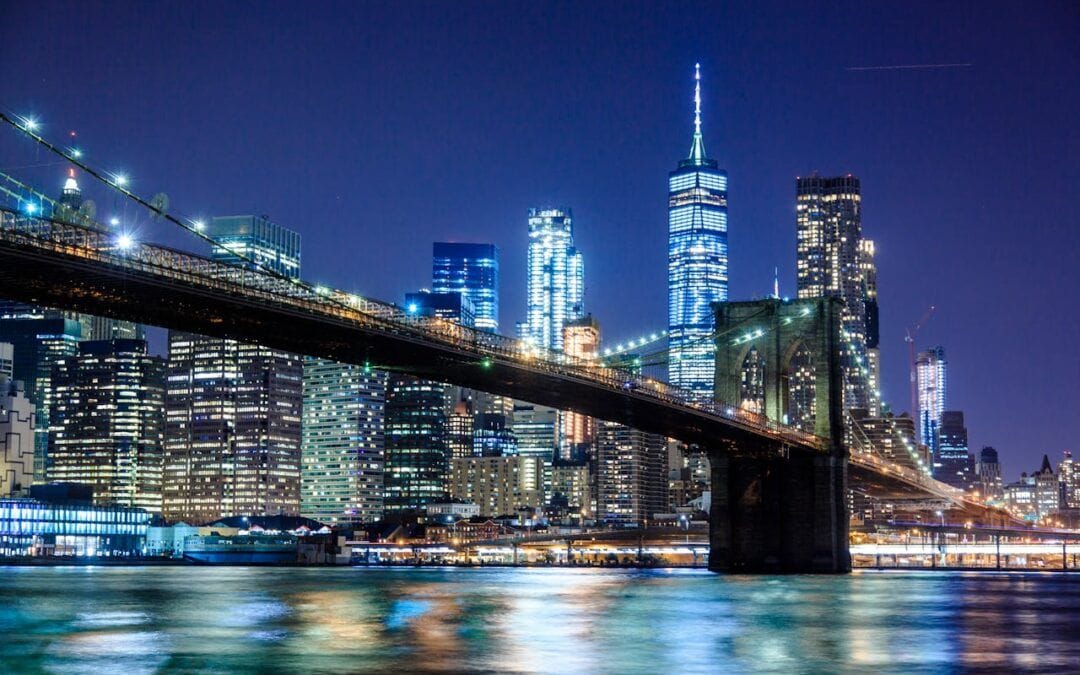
[708,450,850,573]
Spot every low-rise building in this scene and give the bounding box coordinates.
[449,455,543,517]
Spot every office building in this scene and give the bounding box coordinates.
[668,64,729,401]
[849,410,931,474]
[163,215,304,523]
[976,446,1004,503]
[446,399,475,461]
[0,374,34,496]
[383,376,448,511]
[404,290,475,327]
[560,316,599,460]
[432,242,499,331]
[936,410,975,491]
[795,174,871,413]
[549,460,592,521]
[1060,451,1078,508]
[472,412,517,457]
[860,239,882,416]
[519,207,584,352]
[512,402,558,459]
[449,455,544,517]
[0,490,150,557]
[48,339,165,513]
[301,358,386,525]
[916,346,947,454]
[596,421,668,525]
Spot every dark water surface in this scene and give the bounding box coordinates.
[0,566,1076,673]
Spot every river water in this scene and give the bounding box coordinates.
[0,566,1076,673]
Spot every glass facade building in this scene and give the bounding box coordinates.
[0,498,150,557]
[206,215,301,278]
[432,242,499,332]
[795,174,872,414]
[668,65,728,401]
[936,410,975,490]
[383,376,448,511]
[916,346,947,454]
[48,340,165,513]
[301,358,386,525]
[520,208,584,352]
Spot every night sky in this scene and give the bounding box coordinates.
[1,1,1076,479]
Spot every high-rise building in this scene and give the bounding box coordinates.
[512,402,558,459]
[449,455,544,518]
[163,215,304,523]
[0,317,82,482]
[404,290,475,327]
[519,207,584,352]
[849,410,931,474]
[472,413,517,457]
[596,422,668,525]
[163,334,303,523]
[916,346,947,454]
[1059,450,1078,509]
[432,242,499,332]
[936,410,975,491]
[795,174,870,412]
[206,215,301,278]
[383,375,448,511]
[48,339,165,513]
[560,316,599,460]
[301,358,386,525]
[668,64,728,401]
[446,399,475,461]
[0,374,34,496]
[860,239,882,416]
[976,446,1004,503]
[1033,455,1061,519]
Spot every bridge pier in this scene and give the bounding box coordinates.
[708,450,850,574]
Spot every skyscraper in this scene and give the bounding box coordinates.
[519,207,584,352]
[936,410,975,491]
[432,242,499,332]
[916,346,947,453]
[596,422,668,525]
[668,64,728,400]
[795,174,870,412]
[383,376,449,511]
[48,339,165,513]
[301,358,386,525]
[860,239,882,416]
[976,446,1004,503]
[561,316,600,460]
[163,214,303,523]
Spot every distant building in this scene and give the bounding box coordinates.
[404,290,476,327]
[849,410,931,474]
[668,64,728,401]
[795,174,871,412]
[0,317,82,481]
[446,399,475,461]
[432,242,499,332]
[976,446,1004,503]
[472,412,517,457]
[859,239,882,416]
[549,460,591,521]
[301,358,386,524]
[48,339,165,513]
[0,375,34,496]
[916,347,947,454]
[1005,456,1061,521]
[0,493,149,557]
[512,402,558,460]
[560,316,599,460]
[163,215,304,524]
[1059,451,1078,508]
[519,207,584,351]
[383,376,448,512]
[596,421,668,525]
[935,410,975,490]
[449,455,543,517]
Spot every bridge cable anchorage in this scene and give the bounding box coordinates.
[0,110,828,447]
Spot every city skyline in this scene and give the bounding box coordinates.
[0,2,1075,476]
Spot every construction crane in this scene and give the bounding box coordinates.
[905,305,936,422]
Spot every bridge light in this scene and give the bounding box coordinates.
[116,233,135,250]
[481,358,492,369]
[22,116,39,131]
[407,303,418,314]
[71,148,83,159]
[192,220,206,232]
[24,202,38,215]
[109,217,120,226]
[650,333,658,341]
[113,173,128,187]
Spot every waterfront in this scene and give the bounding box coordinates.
[0,567,1077,673]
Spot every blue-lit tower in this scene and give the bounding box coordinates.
[667,64,728,400]
[432,243,499,332]
[520,208,584,352]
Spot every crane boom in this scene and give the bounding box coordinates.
[905,305,936,426]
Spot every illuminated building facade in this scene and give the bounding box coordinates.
[0,496,149,557]
[520,207,583,351]
[446,399,475,461]
[596,421,668,525]
[0,374,34,496]
[163,215,304,523]
[0,317,81,482]
[860,239,882,416]
[976,446,1004,503]
[560,316,599,459]
[472,413,517,457]
[668,64,728,401]
[206,215,300,278]
[795,174,871,413]
[300,358,386,524]
[1059,451,1078,508]
[432,242,499,331]
[449,455,543,517]
[383,376,448,511]
[936,410,975,490]
[404,290,475,327]
[48,339,165,513]
[916,346,947,454]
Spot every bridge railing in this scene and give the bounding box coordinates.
[0,209,825,449]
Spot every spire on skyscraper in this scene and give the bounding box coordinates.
[688,63,708,164]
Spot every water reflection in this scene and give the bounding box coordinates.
[0,567,1076,672]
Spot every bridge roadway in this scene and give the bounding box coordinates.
[0,208,822,452]
[0,208,1012,523]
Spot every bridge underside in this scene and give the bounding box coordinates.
[0,241,804,452]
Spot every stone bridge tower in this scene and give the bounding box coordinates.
[708,297,850,573]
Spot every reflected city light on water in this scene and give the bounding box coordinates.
[0,567,1077,672]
